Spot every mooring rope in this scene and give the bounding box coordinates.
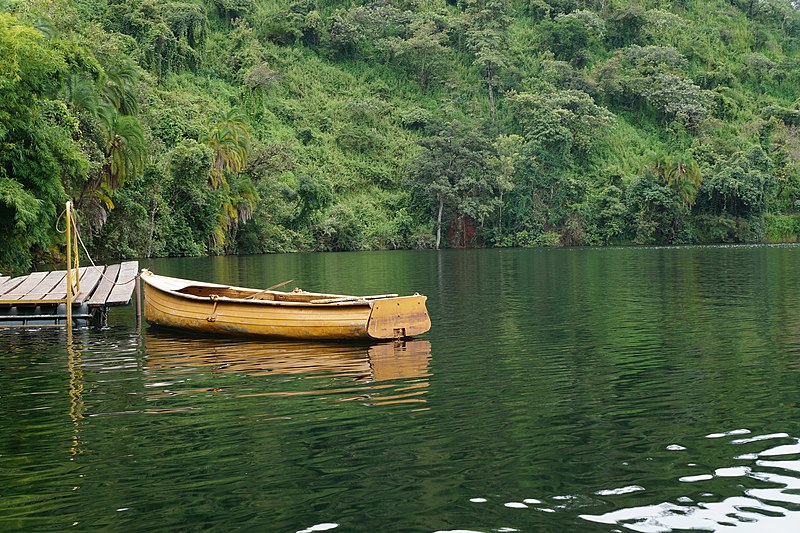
[55,207,123,287]
[55,207,68,234]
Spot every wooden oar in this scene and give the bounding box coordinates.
[266,279,293,291]
[309,294,398,304]
[244,279,294,300]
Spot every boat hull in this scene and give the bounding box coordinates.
[141,272,430,341]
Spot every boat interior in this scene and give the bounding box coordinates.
[174,284,400,305]
[176,285,326,302]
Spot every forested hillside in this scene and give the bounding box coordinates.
[2,0,800,273]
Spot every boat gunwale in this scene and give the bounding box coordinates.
[140,271,419,308]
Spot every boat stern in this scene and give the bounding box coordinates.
[366,295,431,340]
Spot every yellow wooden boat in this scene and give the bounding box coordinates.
[140,270,431,340]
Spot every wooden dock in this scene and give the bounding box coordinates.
[0,261,138,326]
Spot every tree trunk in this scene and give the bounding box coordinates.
[77,170,105,209]
[435,195,443,250]
[498,191,504,241]
[146,195,158,259]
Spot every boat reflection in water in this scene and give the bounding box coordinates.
[142,330,432,407]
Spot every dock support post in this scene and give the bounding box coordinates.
[134,273,142,340]
[65,201,73,334]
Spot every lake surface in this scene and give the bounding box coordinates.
[2,246,800,532]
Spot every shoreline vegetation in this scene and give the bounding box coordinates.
[2,0,800,275]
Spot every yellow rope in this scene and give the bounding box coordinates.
[73,217,80,295]
[73,221,120,286]
[56,205,121,287]
[55,207,68,233]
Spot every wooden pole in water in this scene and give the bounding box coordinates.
[65,201,73,332]
[134,273,142,332]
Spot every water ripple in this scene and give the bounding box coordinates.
[578,431,800,531]
[4,247,800,531]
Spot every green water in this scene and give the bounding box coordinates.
[2,246,800,532]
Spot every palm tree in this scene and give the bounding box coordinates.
[101,111,147,192]
[653,154,702,208]
[210,172,259,252]
[78,110,146,209]
[103,62,140,116]
[65,61,146,210]
[63,73,104,117]
[201,109,256,251]
[233,176,258,226]
[204,109,251,188]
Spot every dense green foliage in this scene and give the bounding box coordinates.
[2,0,800,273]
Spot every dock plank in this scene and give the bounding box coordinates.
[0,276,27,296]
[21,270,67,301]
[106,261,139,306]
[1,262,138,327]
[86,264,120,308]
[40,267,90,302]
[0,272,49,302]
[73,266,105,303]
